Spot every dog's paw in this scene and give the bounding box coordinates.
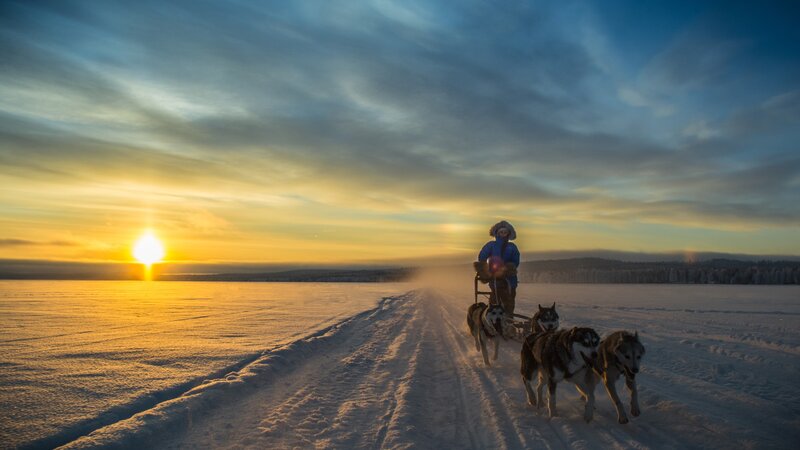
[631,405,641,417]
[583,411,593,423]
[618,415,629,424]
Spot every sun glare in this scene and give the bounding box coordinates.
[133,232,165,265]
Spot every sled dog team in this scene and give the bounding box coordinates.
[467,301,646,424]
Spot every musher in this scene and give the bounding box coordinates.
[474,220,520,323]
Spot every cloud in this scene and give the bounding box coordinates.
[0,0,798,260]
[641,27,746,91]
[0,239,77,247]
[682,120,719,140]
[726,90,800,136]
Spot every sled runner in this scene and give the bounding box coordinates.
[474,274,531,342]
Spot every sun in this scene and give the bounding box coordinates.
[133,231,165,265]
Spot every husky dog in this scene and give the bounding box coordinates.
[531,302,559,334]
[521,327,601,422]
[467,302,505,366]
[592,331,646,424]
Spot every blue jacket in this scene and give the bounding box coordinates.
[478,237,520,288]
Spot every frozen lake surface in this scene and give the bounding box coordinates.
[0,281,408,449]
[1,281,799,449]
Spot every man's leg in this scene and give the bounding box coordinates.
[507,284,516,316]
[495,280,515,337]
[496,280,515,316]
[495,279,510,310]
[489,279,499,306]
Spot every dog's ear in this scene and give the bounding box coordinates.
[538,304,543,311]
[551,302,556,309]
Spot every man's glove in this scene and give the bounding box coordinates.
[473,261,491,283]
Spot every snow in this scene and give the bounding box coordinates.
[0,281,408,449]
[2,281,800,449]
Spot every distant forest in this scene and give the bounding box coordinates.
[518,258,800,285]
[2,258,799,284]
[160,268,413,283]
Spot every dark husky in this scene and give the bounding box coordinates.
[467,302,505,366]
[591,331,646,424]
[521,327,601,421]
[531,302,559,334]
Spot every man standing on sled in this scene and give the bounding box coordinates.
[475,220,520,322]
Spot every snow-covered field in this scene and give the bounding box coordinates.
[0,281,408,449]
[2,281,799,449]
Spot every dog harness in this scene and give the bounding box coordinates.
[530,332,589,380]
[560,346,592,379]
[481,310,499,337]
[561,358,584,379]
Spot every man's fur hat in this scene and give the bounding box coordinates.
[489,220,516,240]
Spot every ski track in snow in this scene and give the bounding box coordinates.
[54,287,800,450]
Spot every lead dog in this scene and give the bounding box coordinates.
[521,327,601,422]
[591,331,646,424]
[531,302,559,334]
[467,302,505,366]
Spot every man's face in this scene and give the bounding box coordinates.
[497,227,509,237]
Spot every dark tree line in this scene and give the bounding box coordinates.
[518,258,800,284]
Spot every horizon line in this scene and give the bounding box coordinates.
[3,248,800,269]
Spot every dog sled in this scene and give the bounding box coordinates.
[474,274,532,342]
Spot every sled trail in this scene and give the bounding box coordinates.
[64,286,799,449]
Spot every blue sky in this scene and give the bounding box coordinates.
[0,0,798,263]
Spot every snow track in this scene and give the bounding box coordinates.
[58,287,799,449]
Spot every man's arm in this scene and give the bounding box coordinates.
[478,242,491,261]
[509,244,520,267]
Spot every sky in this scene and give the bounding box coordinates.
[1,0,799,266]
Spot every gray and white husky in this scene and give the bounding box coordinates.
[467,302,505,366]
[521,327,601,422]
[591,330,646,424]
[531,302,559,334]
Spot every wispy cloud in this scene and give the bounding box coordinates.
[1,0,798,262]
[0,239,77,247]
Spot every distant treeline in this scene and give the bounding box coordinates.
[0,259,413,282]
[3,258,800,284]
[160,268,414,283]
[518,258,800,285]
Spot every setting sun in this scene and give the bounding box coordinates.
[133,232,165,265]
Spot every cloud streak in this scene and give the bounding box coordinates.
[1,0,799,262]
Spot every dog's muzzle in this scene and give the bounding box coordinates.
[624,366,638,378]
